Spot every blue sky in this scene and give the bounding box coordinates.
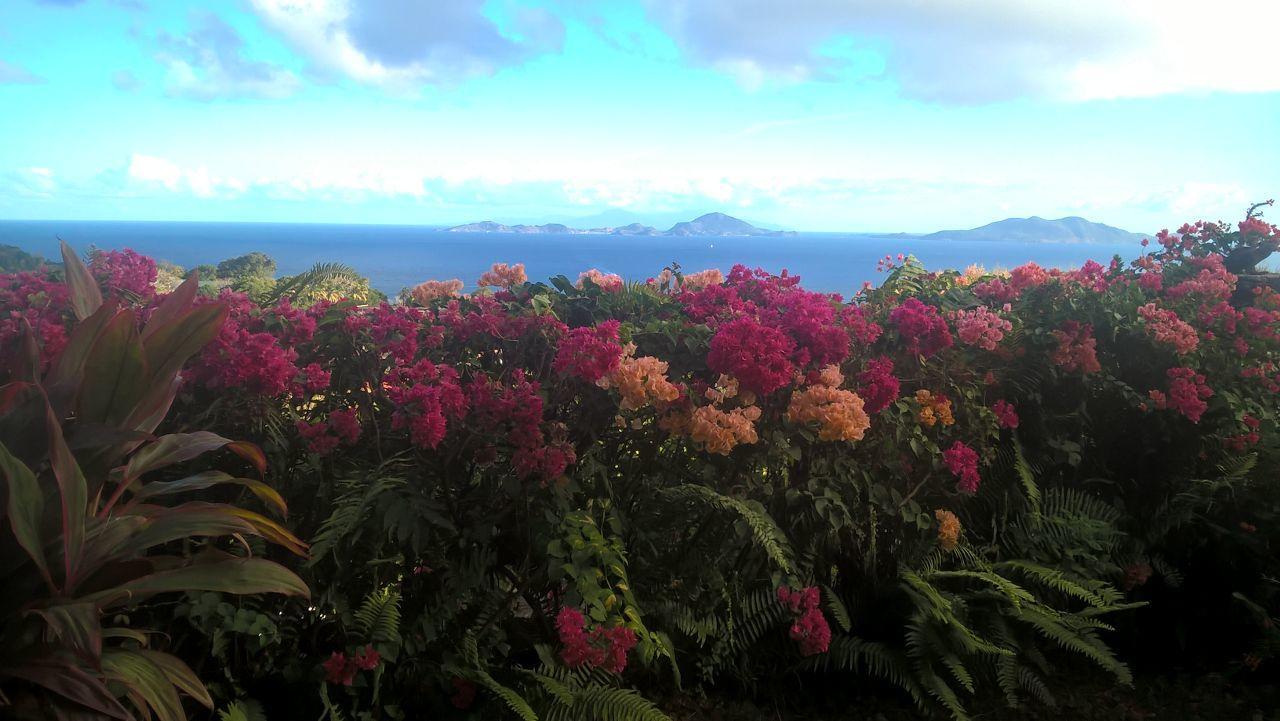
[0,0,1277,232]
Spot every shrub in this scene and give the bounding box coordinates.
[1,210,1278,720]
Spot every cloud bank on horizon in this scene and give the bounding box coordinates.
[0,0,1276,232]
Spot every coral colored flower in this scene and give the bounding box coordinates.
[1156,367,1213,423]
[1050,321,1102,375]
[786,385,870,442]
[1137,303,1198,355]
[935,509,961,551]
[707,316,796,396]
[576,268,624,292]
[1164,254,1236,301]
[914,390,955,428]
[554,320,624,382]
[599,348,681,411]
[1009,262,1050,291]
[681,268,724,290]
[991,399,1019,429]
[410,278,463,304]
[950,305,1011,351]
[856,357,900,414]
[889,298,953,357]
[943,441,981,494]
[814,364,844,388]
[688,404,761,455]
[477,262,527,289]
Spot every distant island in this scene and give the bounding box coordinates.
[447,212,796,237]
[447,212,1146,243]
[924,216,1146,244]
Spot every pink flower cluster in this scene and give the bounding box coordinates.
[950,305,1012,351]
[555,607,638,674]
[1149,367,1213,423]
[776,586,831,656]
[943,441,981,494]
[383,359,467,448]
[189,291,301,397]
[707,316,796,395]
[1138,303,1198,355]
[1165,254,1236,301]
[0,271,70,368]
[90,248,158,300]
[991,399,1019,429]
[856,356,900,414]
[1050,321,1101,375]
[295,407,362,456]
[469,372,575,483]
[554,320,624,382]
[889,298,953,358]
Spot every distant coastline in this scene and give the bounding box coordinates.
[447,212,796,238]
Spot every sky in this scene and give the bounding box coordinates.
[0,0,1277,232]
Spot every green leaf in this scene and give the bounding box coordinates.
[101,648,185,721]
[28,602,102,660]
[136,650,213,710]
[86,557,309,607]
[79,309,148,426]
[123,431,235,481]
[61,240,103,321]
[134,470,288,518]
[0,440,51,588]
[2,662,130,719]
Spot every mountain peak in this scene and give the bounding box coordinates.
[924,215,1146,244]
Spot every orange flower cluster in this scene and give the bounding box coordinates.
[598,345,681,411]
[681,268,725,291]
[687,404,762,455]
[410,279,464,304]
[934,509,961,551]
[577,268,624,292]
[477,262,527,289]
[785,385,870,442]
[915,389,955,427]
[814,364,844,388]
[704,373,757,405]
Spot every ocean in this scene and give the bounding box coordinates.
[0,220,1144,297]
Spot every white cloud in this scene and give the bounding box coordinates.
[248,0,563,90]
[644,0,1280,102]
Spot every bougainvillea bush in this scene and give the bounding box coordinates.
[2,209,1278,721]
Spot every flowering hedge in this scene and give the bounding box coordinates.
[2,210,1279,720]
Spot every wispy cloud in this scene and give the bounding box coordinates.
[248,0,564,91]
[0,59,45,85]
[155,11,300,100]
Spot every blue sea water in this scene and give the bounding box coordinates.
[0,220,1145,297]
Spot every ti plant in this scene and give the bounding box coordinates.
[0,243,309,720]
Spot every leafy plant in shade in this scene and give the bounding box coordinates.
[0,243,310,721]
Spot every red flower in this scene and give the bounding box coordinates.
[707,316,796,395]
[943,441,981,494]
[856,357,900,414]
[889,298,952,358]
[451,677,478,709]
[322,652,356,686]
[991,399,1019,429]
[554,320,623,382]
[353,644,381,671]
